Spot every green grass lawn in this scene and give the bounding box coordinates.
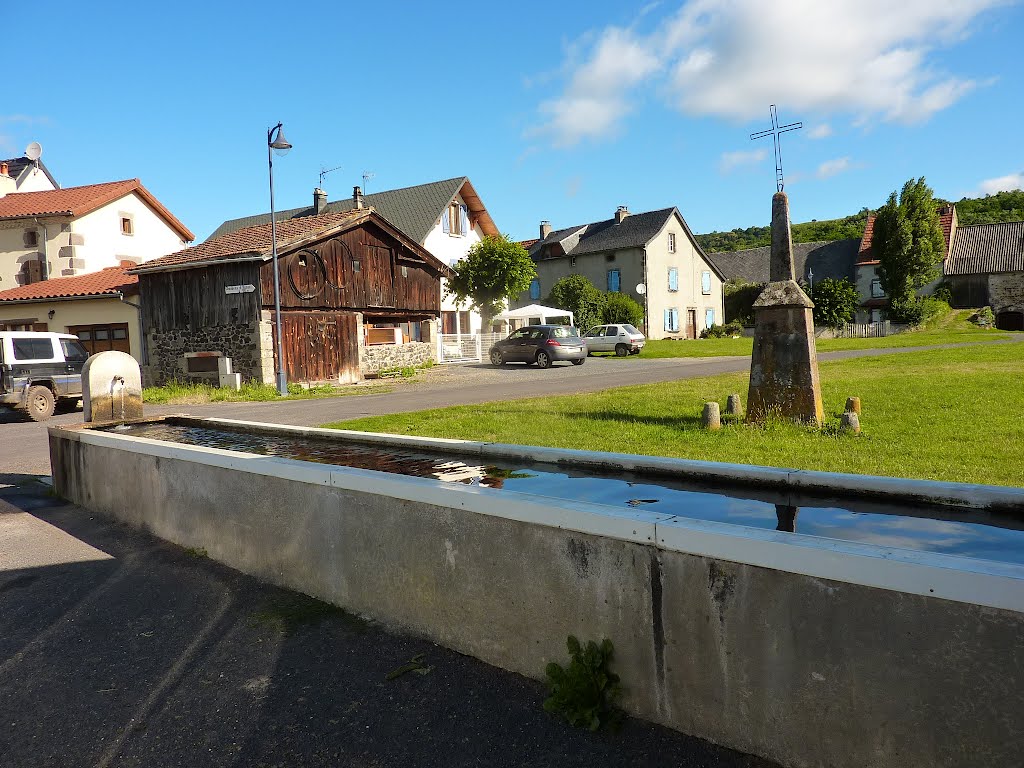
[324,343,1024,486]
[143,380,394,405]
[596,311,1011,359]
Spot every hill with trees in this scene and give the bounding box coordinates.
[696,189,1024,252]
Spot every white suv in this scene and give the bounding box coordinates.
[0,332,90,421]
[583,324,646,356]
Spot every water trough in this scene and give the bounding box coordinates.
[48,416,1024,768]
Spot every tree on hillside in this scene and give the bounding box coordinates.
[810,278,859,331]
[546,275,606,332]
[446,235,536,328]
[873,177,946,319]
[602,292,645,328]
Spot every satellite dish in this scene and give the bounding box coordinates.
[25,142,42,161]
[636,283,646,295]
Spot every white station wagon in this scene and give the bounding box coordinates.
[583,324,646,356]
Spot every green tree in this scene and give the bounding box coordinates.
[546,275,606,332]
[601,292,645,328]
[810,277,859,331]
[873,177,946,313]
[446,235,536,328]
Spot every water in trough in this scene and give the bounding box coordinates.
[114,421,1024,566]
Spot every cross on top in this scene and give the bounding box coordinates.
[750,105,802,192]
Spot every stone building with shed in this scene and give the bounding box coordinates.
[944,220,1024,330]
[132,208,453,386]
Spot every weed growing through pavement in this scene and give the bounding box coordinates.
[544,635,622,732]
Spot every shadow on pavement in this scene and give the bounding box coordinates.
[0,485,777,768]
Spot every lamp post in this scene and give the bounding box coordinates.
[807,266,814,295]
[267,122,292,396]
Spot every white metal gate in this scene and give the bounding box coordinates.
[437,333,502,363]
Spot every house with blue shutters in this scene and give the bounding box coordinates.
[515,205,725,339]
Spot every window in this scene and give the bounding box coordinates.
[701,271,712,295]
[443,203,469,236]
[668,267,679,292]
[13,338,56,360]
[870,278,885,298]
[60,339,89,362]
[70,323,131,355]
[401,265,408,278]
[605,253,616,263]
[120,215,134,236]
[664,308,680,333]
[24,230,38,248]
[508,328,531,340]
[607,269,621,292]
[668,232,676,253]
[529,278,541,300]
[570,256,576,269]
[352,260,361,273]
[705,308,715,329]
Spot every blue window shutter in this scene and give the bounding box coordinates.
[671,309,679,332]
[530,279,540,300]
[669,267,678,291]
[608,269,620,292]
[460,205,469,236]
[706,309,715,328]
[442,208,450,234]
[664,309,671,331]
[701,270,711,295]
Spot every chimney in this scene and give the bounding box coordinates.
[353,185,364,209]
[539,220,552,239]
[314,187,328,215]
[0,162,9,177]
[614,206,629,224]
[0,162,14,197]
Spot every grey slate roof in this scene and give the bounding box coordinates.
[209,177,468,245]
[707,239,860,285]
[2,156,59,189]
[529,207,725,278]
[945,221,1024,276]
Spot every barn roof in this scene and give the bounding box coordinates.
[708,239,860,284]
[209,177,498,245]
[945,221,1024,276]
[132,207,454,277]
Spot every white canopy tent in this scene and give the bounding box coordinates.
[491,304,575,327]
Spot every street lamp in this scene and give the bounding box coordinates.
[807,266,814,295]
[267,122,292,396]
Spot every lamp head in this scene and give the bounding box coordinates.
[269,123,292,156]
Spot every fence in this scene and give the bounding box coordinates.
[437,332,503,364]
[841,321,891,338]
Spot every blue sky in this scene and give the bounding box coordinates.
[4,1,1022,243]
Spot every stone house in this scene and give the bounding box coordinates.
[944,220,1024,330]
[210,177,500,339]
[516,206,725,340]
[133,208,453,386]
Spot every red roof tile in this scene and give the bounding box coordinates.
[0,179,194,241]
[857,206,955,265]
[856,214,876,264]
[0,265,137,303]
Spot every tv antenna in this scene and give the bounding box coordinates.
[362,171,375,192]
[319,164,343,186]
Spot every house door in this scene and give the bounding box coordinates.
[686,309,697,339]
[278,311,360,384]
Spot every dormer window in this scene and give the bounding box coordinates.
[120,214,134,236]
[443,203,469,237]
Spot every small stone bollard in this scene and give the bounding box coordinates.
[702,402,721,430]
[726,393,743,417]
[839,411,861,434]
[845,396,862,414]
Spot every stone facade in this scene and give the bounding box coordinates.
[989,272,1024,313]
[360,342,434,375]
[146,318,273,386]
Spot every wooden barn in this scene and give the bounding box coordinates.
[132,208,454,386]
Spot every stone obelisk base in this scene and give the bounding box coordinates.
[747,281,824,425]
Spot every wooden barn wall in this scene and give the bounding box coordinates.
[279,311,361,384]
[141,262,262,331]
[259,222,441,314]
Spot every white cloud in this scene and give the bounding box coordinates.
[978,172,1023,195]
[533,0,1004,145]
[719,148,766,173]
[807,124,832,139]
[817,157,853,179]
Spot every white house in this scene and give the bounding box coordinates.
[210,176,501,341]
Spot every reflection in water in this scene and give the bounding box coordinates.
[111,422,1024,566]
[776,504,799,533]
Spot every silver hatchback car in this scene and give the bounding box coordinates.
[489,325,587,368]
[583,324,646,356]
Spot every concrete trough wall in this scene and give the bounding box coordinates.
[49,424,1024,768]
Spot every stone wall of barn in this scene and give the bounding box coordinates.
[144,313,274,387]
[989,272,1024,312]
[360,342,433,375]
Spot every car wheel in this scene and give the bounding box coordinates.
[535,350,552,369]
[572,358,585,366]
[615,344,629,356]
[26,385,55,422]
[489,349,505,366]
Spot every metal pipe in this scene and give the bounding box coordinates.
[117,291,147,365]
[268,124,288,396]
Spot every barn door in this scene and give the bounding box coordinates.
[363,245,395,308]
[279,312,360,384]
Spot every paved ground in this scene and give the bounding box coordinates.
[0,479,778,768]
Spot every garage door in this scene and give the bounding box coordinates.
[70,323,131,355]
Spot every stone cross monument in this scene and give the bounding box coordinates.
[746,191,824,425]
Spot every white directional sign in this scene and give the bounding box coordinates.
[224,284,256,295]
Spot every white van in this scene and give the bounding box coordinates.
[0,332,90,421]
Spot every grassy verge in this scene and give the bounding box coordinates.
[143,380,394,405]
[597,310,1011,359]
[323,344,1024,486]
